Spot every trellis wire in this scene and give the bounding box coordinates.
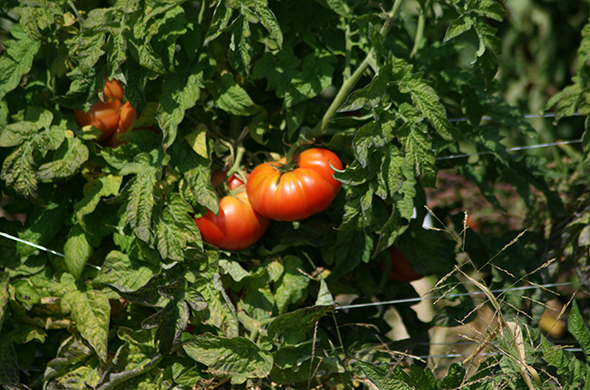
[335,281,581,311]
[436,139,583,161]
[440,111,585,160]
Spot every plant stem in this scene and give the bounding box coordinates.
[314,0,405,137]
[225,145,246,182]
[410,0,431,58]
[68,0,84,24]
[198,0,207,25]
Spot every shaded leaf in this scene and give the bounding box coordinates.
[183,333,273,385]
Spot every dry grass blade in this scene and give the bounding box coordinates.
[455,265,542,390]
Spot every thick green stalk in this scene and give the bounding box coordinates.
[410,0,431,58]
[314,0,405,136]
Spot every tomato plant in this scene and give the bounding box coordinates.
[1,0,589,388]
[195,176,269,251]
[246,148,343,221]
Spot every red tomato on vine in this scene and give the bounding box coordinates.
[246,148,343,221]
[195,175,269,251]
[74,99,122,143]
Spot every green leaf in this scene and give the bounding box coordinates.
[284,53,335,108]
[43,335,94,384]
[185,124,209,159]
[267,305,334,344]
[96,251,159,293]
[76,31,107,74]
[74,174,122,229]
[12,279,40,311]
[0,273,8,329]
[0,24,42,100]
[397,124,437,187]
[194,276,239,338]
[396,226,456,276]
[105,273,167,307]
[329,230,373,282]
[274,256,309,315]
[14,4,60,40]
[316,0,349,17]
[406,80,458,141]
[203,2,234,45]
[183,333,273,385]
[477,93,537,138]
[0,343,20,386]
[121,155,159,243]
[252,50,300,97]
[352,122,389,168]
[175,143,219,215]
[213,74,261,116]
[36,135,88,181]
[153,194,202,260]
[357,360,413,389]
[475,22,501,55]
[473,48,498,86]
[0,122,39,147]
[64,224,94,280]
[578,23,590,83]
[228,14,253,74]
[397,162,417,219]
[315,278,334,306]
[17,202,65,258]
[242,287,275,321]
[254,2,283,48]
[339,70,390,112]
[374,207,407,257]
[555,83,583,122]
[468,0,507,22]
[568,300,590,360]
[51,356,101,389]
[157,54,208,149]
[444,15,474,42]
[61,288,111,362]
[142,287,190,355]
[438,362,465,388]
[1,142,38,199]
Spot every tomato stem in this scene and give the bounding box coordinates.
[410,0,431,58]
[313,0,404,137]
[284,138,310,166]
[225,145,248,184]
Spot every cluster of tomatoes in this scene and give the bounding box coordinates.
[195,148,343,251]
[74,78,143,147]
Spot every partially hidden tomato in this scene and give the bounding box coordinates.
[382,246,423,283]
[74,99,122,143]
[195,175,270,251]
[103,78,124,101]
[246,148,343,221]
[104,102,138,147]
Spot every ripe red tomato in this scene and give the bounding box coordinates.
[103,78,124,101]
[211,172,247,191]
[246,148,343,221]
[74,99,122,143]
[105,102,137,147]
[382,246,423,282]
[195,176,270,251]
